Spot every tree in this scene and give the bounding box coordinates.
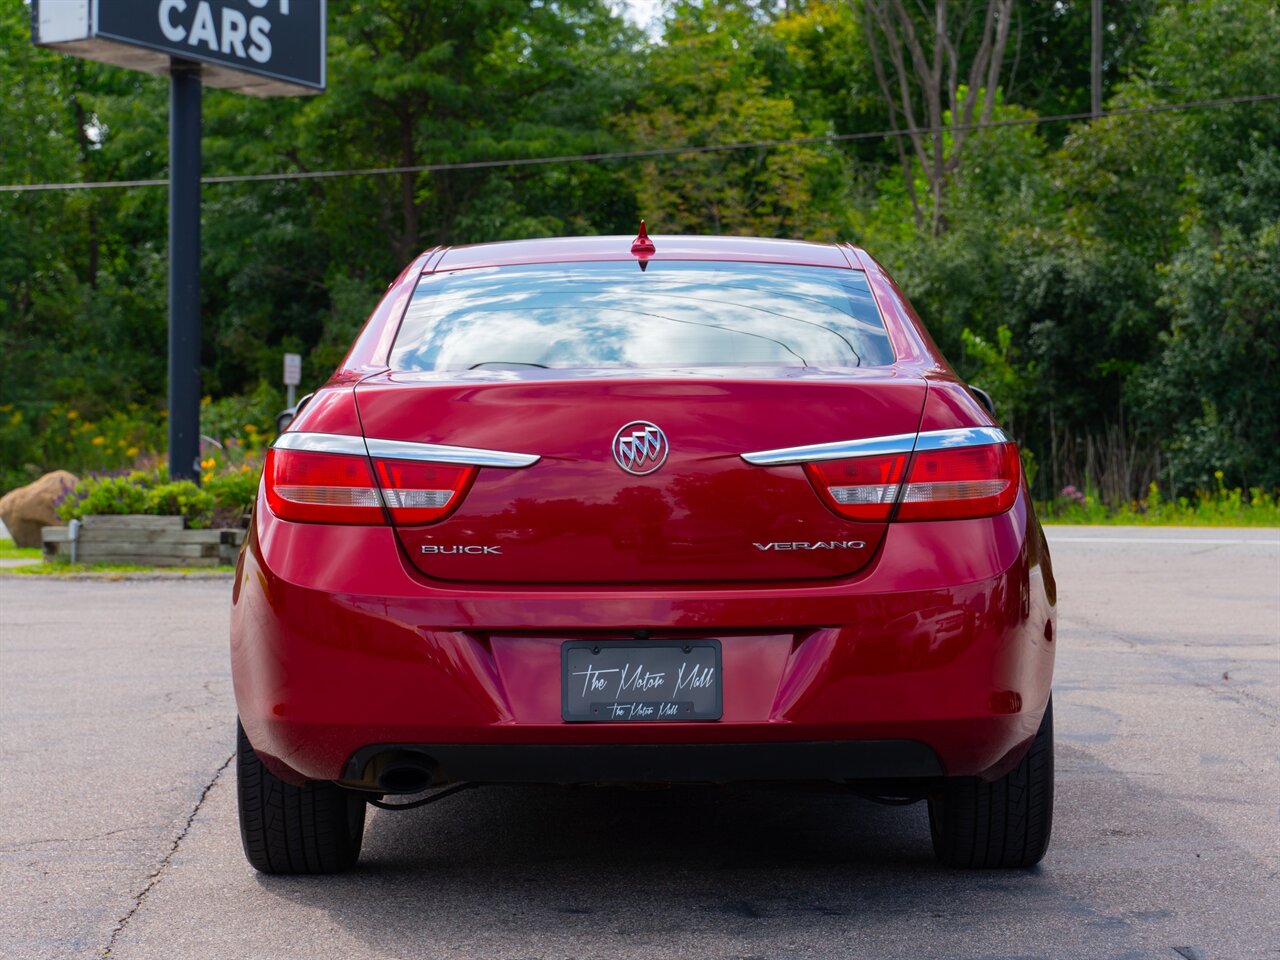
[855,0,1014,235]
[617,1,851,239]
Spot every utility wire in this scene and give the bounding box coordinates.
[1,91,1277,194]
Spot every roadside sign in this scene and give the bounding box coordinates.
[31,0,325,97]
[31,1,326,480]
[283,352,302,408]
[283,353,302,386]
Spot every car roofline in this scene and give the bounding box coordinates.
[420,235,868,273]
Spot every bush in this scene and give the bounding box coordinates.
[1038,480,1280,527]
[57,468,215,528]
[203,464,261,526]
[200,382,284,445]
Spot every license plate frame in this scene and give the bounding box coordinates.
[561,639,723,723]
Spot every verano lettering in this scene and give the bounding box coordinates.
[753,541,867,551]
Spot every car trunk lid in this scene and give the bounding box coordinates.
[355,370,926,584]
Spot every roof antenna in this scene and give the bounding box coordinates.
[631,219,655,272]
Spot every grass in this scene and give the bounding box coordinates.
[0,538,41,560]
[2,561,235,577]
[0,539,233,577]
[1037,482,1280,527]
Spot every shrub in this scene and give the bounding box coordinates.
[203,464,261,527]
[57,468,215,528]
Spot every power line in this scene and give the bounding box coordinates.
[2,91,1278,194]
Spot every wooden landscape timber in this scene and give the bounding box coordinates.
[41,515,245,567]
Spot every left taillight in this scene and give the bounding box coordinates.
[264,447,386,525]
[264,447,479,526]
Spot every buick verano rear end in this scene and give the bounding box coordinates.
[230,230,1057,874]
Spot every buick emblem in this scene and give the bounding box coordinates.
[612,421,669,476]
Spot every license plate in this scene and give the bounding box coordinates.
[561,640,722,722]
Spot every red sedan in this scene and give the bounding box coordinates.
[231,230,1057,873]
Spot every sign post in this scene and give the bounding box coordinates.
[32,1,326,480]
[169,58,202,481]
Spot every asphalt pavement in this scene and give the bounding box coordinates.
[1,526,1277,959]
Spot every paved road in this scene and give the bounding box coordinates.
[1,527,1277,959]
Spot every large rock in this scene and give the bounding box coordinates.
[0,471,78,548]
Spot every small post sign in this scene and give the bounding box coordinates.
[282,352,302,408]
[32,1,326,480]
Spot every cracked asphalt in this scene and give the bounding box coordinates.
[1,526,1277,959]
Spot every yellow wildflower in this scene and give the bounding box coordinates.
[91,436,105,446]
[67,410,79,420]
[201,457,217,470]
[244,424,258,435]
[1214,470,1224,480]
[126,447,139,458]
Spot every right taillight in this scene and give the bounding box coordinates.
[895,441,1021,521]
[803,440,1020,522]
[803,453,908,521]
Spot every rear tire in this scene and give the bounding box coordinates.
[237,720,366,874]
[928,697,1054,868]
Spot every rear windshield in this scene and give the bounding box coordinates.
[390,260,895,371]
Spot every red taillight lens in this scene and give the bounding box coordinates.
[896,442,1021,521]
[373,458,476,525]
[802,442,1020,522]
[803,453,908,521]
[264,448,386,525]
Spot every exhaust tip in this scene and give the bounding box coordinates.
[366,751,439,794]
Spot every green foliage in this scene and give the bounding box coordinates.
[202,469,259,520]
[55,455,258,528]
[200,382,282,444]
[0,402,166,493]
[57,468,215,527]
[616,3,851,238]
[1040,481,1280,527]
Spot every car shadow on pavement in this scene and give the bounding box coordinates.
[244,744,1272,959]
[251,781,1057,955]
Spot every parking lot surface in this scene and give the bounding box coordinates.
[1,526,1277,959]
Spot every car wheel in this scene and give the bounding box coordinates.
[236,720,366,874]
[928,696,1054,868]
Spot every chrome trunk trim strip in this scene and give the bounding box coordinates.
[364,438,540,468]
[272,432,370,457]
[740,426,1008,466]
[913,426,1009,451]
[273,432,540,468]
[740,432,917,466]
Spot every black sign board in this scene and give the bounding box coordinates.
[32,0,325,96]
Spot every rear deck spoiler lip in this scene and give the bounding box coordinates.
[740,426,1009,466]
[272,431,540,468]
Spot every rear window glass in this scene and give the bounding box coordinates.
[390,260,895,371]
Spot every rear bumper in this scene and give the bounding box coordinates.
[231,489,1055,785]
[342,740,943,787]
